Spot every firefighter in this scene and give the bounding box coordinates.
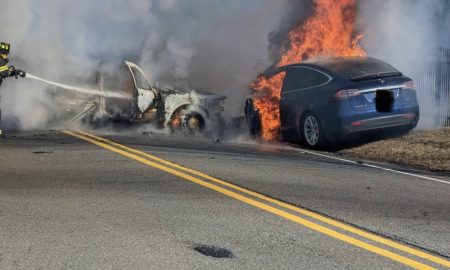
[0,42,26,137]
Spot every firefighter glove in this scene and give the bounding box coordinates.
[8,66,18,79]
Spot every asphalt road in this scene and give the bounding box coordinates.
[0,130,449,269]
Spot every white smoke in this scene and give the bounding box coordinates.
[6,1,446,132]
[358,0,450,129]
[0,0,287,130]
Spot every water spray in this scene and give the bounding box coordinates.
[25,73,130,99]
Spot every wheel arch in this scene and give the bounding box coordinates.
[167,104,208,124]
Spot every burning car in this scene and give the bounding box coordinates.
[72,61,226,132]
[246,57,419,149]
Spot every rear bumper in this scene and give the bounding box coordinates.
[344,113,417,134]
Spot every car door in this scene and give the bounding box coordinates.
[280,67,332,131]
[124,61,156,116]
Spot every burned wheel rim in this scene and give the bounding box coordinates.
[187,117,200,130]
[184,113,205,132]
[304,115,320,146]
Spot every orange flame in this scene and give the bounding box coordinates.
[251,0,366,141]
[170,112,183,128]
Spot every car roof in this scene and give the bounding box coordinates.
[280,56,379,69]
[278,56,400,80]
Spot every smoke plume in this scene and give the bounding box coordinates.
[358,0,450,128]
[0,0,287,129]
[2,0,449,131]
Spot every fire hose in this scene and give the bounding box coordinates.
[21,72,130,99]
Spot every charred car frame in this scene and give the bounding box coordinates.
[69,61,226,132]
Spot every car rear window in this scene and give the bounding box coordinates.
[315,57,401,81]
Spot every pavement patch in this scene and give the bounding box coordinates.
[193,244,234,259]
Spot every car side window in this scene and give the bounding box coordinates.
[282,67,330,93]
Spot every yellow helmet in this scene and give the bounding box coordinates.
[0,42,11,54]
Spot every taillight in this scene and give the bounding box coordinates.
[402,81,415,90]
[333,89,359,100]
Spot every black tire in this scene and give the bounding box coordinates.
[300,112,328,149]
[244,98,261,137]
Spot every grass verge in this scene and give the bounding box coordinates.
[340,127,450,172]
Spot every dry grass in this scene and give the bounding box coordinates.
[341,127,450,172]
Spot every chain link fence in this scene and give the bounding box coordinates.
[414,47,450,127]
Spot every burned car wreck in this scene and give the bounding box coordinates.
[68,61,226,132]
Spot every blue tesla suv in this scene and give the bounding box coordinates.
[245,57,420,149]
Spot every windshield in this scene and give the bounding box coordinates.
[314,57,401,80]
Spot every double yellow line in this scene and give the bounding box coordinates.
[64,130,449,270]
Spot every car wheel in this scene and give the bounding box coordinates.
[300,112,328,149]
[244,98,261,137]
[183,112,205,133]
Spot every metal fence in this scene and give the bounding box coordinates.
[413,47,450,127]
